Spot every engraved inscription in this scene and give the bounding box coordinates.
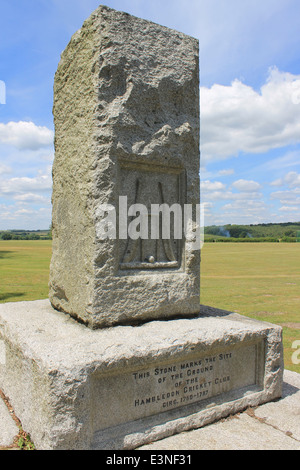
[92,342,264,432]
[132,352,238,410]
[118,161,185,271]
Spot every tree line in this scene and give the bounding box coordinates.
[0,230,52,240]
[205,222,300,242]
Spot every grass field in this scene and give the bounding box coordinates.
[0,240,51,303]
[201,243,300,373]
[0,240,299,373]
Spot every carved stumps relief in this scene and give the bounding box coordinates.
[118,160,186,271]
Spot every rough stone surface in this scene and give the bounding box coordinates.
[138,370,300,450]
[0,301,283,450]
[49,5,200,329]
[0,396,18,448]
[0,370,298,450]
[255,369,300,441]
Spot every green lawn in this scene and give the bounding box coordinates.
[0,240,52,303]
[0,240,299,373]
[201,242,300,373]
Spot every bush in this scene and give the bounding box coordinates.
[204,237,280,243]
[1,232,12,240]
[281,237,296,243]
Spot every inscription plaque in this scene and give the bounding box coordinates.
[92,340,264,433]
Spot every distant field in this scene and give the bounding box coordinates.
[0,240,52,303]
[201,243,300,373]
[0,240,299,373]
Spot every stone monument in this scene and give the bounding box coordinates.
[49,4,200,329]
[0,5,283,450]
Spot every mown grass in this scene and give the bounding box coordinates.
[201,242,300,373]
[0,240,299,373]
[0,240,52,303]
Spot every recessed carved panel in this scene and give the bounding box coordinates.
[118,160,186,271]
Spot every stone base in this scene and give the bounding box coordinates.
[0,300,283,450]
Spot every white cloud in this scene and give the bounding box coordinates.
[0,163,52,228]
[270,171,300,188]
[13,193,51,204]
[0,175,52,195]
[270,187,300,206]
[255,150,300,173]
[219,199,270,224]
[201,67,300,163]
[201,180,226,191]
[231,179,262,192]
[201,176,266,225]
[0,204,52,230]
[202,189,263,203]
[0,167,52,196]
[279,206,299,212]
[270,178,284,187]
[0,121,54,150]
[223,200,266,211]
[0,164,12,175]
[218,169,235,176]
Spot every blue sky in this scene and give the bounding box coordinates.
[0,0,300,229]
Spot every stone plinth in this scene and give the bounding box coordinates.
[49,5,200,329]
[0,301,283,450]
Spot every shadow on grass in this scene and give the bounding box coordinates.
[0,251,15,259]
[0,292,25,302]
